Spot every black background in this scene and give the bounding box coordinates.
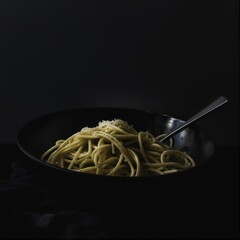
[0,0,239,146]
[0,0,239,239]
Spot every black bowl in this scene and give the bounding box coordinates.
[17,108,214,209]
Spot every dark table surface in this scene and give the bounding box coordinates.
[0,144,239,239]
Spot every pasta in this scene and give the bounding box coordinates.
[41,119,195,176]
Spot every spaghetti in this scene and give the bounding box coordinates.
[41,119,195,176]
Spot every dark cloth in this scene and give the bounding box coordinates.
[0,146,106,239]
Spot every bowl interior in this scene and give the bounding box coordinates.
[17,108,214,176]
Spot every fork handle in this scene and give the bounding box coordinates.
[160,96,228,143]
